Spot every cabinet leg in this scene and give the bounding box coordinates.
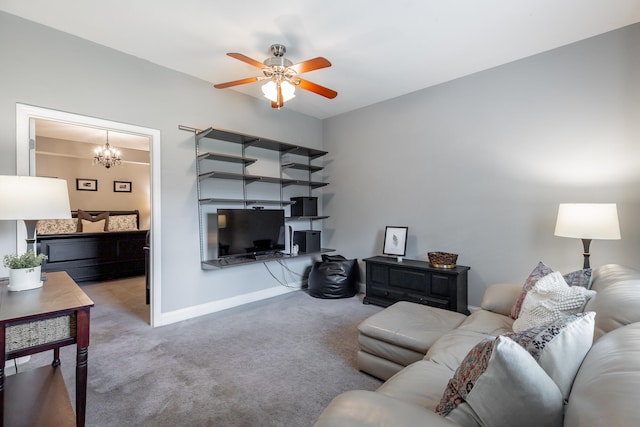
[52,347,60,368]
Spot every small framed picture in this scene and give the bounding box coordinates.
[383,226,408,256]
[76,178,97,191]
[114,181,132,193]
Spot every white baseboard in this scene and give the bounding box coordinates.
[156,283,301,327]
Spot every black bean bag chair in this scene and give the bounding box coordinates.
[308,255,359,299]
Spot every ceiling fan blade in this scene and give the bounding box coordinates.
[297,78,338,99]
[213,76,261,89]
[227,53,265,69]
[289,57,332,74]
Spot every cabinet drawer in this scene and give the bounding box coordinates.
[408,293,450,309]
[369,285,405,302]
[388,267,429,292]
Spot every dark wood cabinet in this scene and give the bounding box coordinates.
[363,256,470,314]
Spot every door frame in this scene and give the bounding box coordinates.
[15,103,162,327]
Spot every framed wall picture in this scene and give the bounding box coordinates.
[76,178,97,191]
[114,181,132,193]
[383,226,408,256]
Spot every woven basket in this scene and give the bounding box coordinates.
[428,252,458,269]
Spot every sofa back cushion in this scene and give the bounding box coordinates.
[480,283,522,317]
[585,264,640,340]
[565,322,640,427]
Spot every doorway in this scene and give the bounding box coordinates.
[15,104,162,327]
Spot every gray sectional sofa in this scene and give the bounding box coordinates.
[314,264,640,426]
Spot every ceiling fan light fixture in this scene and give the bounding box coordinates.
[261,80,296,103]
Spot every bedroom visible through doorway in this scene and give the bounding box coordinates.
[15,103,162,327]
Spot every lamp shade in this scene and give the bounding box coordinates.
[554,203,621,240]
[0,176,71,220]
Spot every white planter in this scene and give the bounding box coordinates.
[8,266,43,292]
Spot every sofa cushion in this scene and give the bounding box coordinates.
[358,301,466,354]
[512,271,595,332]
[377,360,455,410]
[507,312,595,400]
[425,310,514,371]
[564,322,640,427]
[436,335,563,427]
[314,390,460,427]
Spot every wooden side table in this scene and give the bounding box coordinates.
[0,271,94,427]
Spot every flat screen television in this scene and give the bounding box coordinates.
[216,208,285,258]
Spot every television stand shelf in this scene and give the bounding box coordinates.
[181,125,330,269]
[202,248,335,269]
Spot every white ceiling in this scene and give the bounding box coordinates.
[2,0,640,120]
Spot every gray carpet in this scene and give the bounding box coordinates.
[23,277,383,426]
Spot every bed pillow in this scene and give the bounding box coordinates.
[108,214,138,231]
[507,312,595,400]
[81,219,106,233]
[513,271,596,333]
[435,335,563,427]
[35,218,77,235]
[511,262,592,319]
[76,209,109,232]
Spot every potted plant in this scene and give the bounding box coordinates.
[2,250,48,292]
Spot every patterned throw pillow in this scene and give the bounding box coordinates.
[510,262,554,319]
[76,209,109,232]
[512,272,596,333]
[35,218,77,235]
[435,335,563,427]
[108,214,138,231]
[507,312,595,400]
[511,262,592,319]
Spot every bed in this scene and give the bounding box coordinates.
[36,210,148,283]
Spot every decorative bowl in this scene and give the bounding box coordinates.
[428,252,458,269]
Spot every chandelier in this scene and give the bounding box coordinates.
[93,130,122,169]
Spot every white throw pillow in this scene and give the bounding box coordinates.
[513,271,596,333]
[436,335,563,427]
[507,312,595,400]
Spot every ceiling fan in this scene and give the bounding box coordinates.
[214,44,338,109]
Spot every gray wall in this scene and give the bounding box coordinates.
[0,12,323,317]
[2,11,639,315]
[323,23,640,305]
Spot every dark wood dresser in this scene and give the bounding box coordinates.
[363,256,470,314]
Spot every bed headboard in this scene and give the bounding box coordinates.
[36,210,142,235]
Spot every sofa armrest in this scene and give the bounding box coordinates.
[480,283,522,317]
[314,390,459,427]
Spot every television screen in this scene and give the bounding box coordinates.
[217,209,285,258]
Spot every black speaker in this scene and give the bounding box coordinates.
[290,197,318,217]
[293,230,321,253]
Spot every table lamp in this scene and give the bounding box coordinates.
[554,203,621,269]
[0,175,71,290]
